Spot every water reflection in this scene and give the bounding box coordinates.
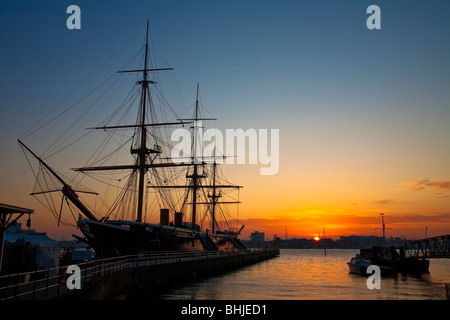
[142,249,449,300]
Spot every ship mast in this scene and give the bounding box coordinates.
[149,84,242,232]
[118,20,172,223]
[186,84,205,230]
[135,21,150,223]
[71,20,191,223]
[209,156,219,233]
[184,84,244,232]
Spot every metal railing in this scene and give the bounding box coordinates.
[0,248,274,300]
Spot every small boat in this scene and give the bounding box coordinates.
[361,246,429,274]
[347,254,371,275]
[347,254,398,277]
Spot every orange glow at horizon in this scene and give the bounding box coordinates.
[8,188,450,242]
[6,158,450,242]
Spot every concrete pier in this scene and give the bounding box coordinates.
[0,248,279,300]
[64,249,279,300]
[1,249,279,300]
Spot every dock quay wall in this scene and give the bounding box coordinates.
[0,248,279,300]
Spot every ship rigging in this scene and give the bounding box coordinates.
[18,21,245,257]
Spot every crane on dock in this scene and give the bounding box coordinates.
[375,213,392,241]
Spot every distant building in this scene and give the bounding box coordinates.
[338,235,384,249]
[250,231,265,248]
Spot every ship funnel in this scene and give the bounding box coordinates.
[160,208,169,225]
[175,212,183,227]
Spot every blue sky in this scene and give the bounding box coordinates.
[1,0,449,238]
[2,1,449,126]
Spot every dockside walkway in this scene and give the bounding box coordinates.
[0,248,279,300]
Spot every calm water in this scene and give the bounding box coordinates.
[150,249,450,300]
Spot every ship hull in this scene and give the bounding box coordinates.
[347,262,368,275]
[77,218,245,257]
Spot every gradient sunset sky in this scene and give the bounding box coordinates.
[1,0,449,240]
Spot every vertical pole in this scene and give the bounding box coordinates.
[191,84,200,230]
[381,213,385,239]
[136,21,150,223]
[0,214,6,272]
[45,270,50,300]
[211,158,217,233]
[33,270,37,300]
